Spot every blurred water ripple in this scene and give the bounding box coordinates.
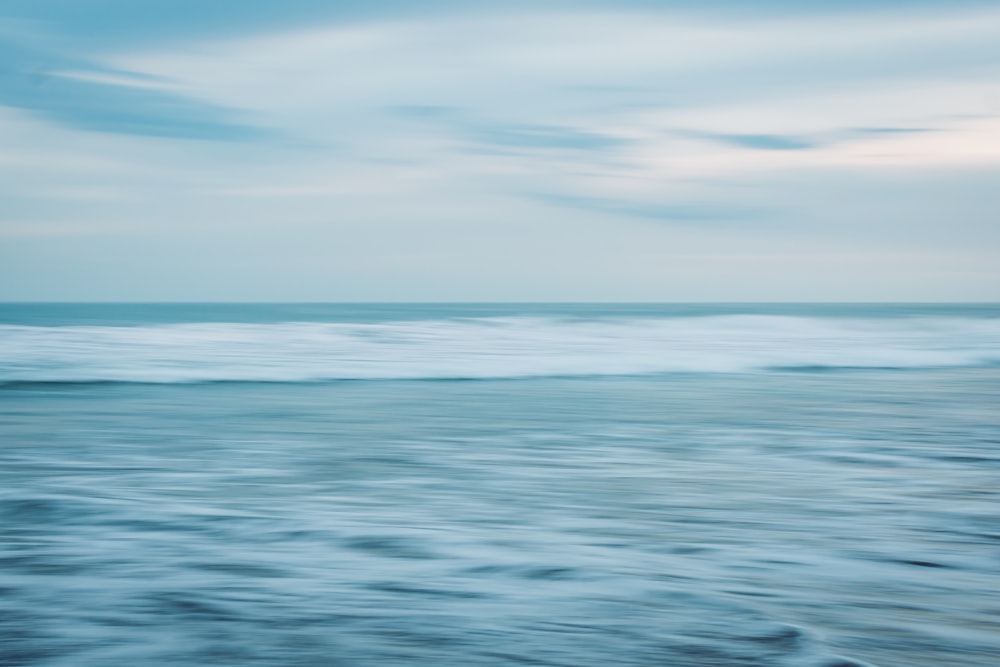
[1,304,998,666]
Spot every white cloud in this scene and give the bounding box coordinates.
[3,6,999,300]
[109,7,1000,121]
[96,7,1000,195]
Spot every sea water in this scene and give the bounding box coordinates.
[1,303,998,666]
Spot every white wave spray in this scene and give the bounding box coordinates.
[2,315,999,383]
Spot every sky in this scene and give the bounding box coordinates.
[1,0,999,302]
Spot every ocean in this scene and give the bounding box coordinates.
[1,303,998,666]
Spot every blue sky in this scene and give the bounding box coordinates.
[1,1,998,301]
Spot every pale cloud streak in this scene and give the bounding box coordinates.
[1,2,999,300]
[103,8,1000,185]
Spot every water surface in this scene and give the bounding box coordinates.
[2,303,998,666]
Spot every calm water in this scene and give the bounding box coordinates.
[2,303,999,666]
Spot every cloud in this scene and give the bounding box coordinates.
[105,7,1000,134]
[469,124,628,152]
[529,192,766,222]
[387,107,628,153]
[0,1,406,48]
[683,131,819,151]
[388,104,458,119]
[0,37,268,140]
[849,127,934,136]
[2,1,999,301]
[671,127,932,152]
[5,1,998,49]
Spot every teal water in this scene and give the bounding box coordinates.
[1,304,998,666]
[3,301,996,327]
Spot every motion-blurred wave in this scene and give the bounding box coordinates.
[3,315,998,383]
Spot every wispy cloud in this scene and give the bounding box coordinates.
[2,1,999,300]
[683,132,819,151]
[468,125,628,152]
[529,192,767,223]
[0,37,267,139]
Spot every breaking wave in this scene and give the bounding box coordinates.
[2,315,998,384]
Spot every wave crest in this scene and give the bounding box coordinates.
[2,315,998,384]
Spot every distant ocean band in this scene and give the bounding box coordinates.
[3,313,999,384]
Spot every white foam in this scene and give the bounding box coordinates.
[2,315,998,383]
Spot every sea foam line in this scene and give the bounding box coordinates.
[1,315,998,383]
